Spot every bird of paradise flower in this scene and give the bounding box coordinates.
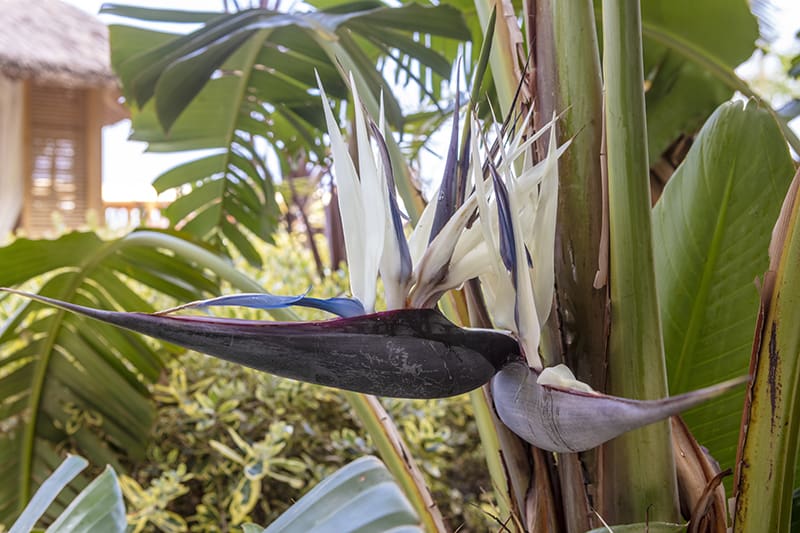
[1,75,744,453]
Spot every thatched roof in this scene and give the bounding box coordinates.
[0,0,116,87]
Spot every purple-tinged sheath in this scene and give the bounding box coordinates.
[2,289,521,399]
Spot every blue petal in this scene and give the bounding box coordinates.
[430,67,462,243]
[188,293,306,309]
[297,296,366,317]
[369,121,412,284]
[158,292,365,318]
[489,162,517,278]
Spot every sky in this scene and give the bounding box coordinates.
[63,0,800,203]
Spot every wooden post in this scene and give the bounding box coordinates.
[20,80,31,234]
[85,87,103,226]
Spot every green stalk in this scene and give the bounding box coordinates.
[733,172,800,531]
[532,4,606,528]
[456,17,525,528]
[536,0,607,389]
[599,0,679,523]
[469,390,515,522]
[473,0,523,114]
[347,394,448,532]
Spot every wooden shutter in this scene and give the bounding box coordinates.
[27,84,88,234]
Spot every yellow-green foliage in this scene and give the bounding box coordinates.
[125,347,493,531]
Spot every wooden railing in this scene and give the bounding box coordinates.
[103,201,170,229]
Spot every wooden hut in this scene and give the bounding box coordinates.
[0,0,127,236]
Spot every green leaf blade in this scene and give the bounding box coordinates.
[654,100,795,474]
[0,231,218,517]
[641,0,759,159]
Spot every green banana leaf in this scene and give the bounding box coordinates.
[0,230,219,522]
[641,0,759,161]
[592,0,760,162]
[104,2,470,265]
[653,101,795,477]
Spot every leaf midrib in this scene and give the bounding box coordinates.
[19,237,131,509]
[672,162,736,393]
[212,29,273,242]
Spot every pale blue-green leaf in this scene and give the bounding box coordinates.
[9,455,87,533]
[264,456,423,533]
[46,467,126,533]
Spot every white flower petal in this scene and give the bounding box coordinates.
[408,191,438,270]
[479,270,517,332]
[317,73,367,306]
[350,75,385,312]
[410,192,479,307]
[530,121,560,325]
[507,174,542,368]
[537,364,597,394]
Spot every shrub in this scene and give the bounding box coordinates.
[122,355,493,531]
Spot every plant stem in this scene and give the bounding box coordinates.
[599,0,679,523]
[535,0,607,390]
[473,0,524,113]
[530,3,606,527]
[347,393,448,532]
